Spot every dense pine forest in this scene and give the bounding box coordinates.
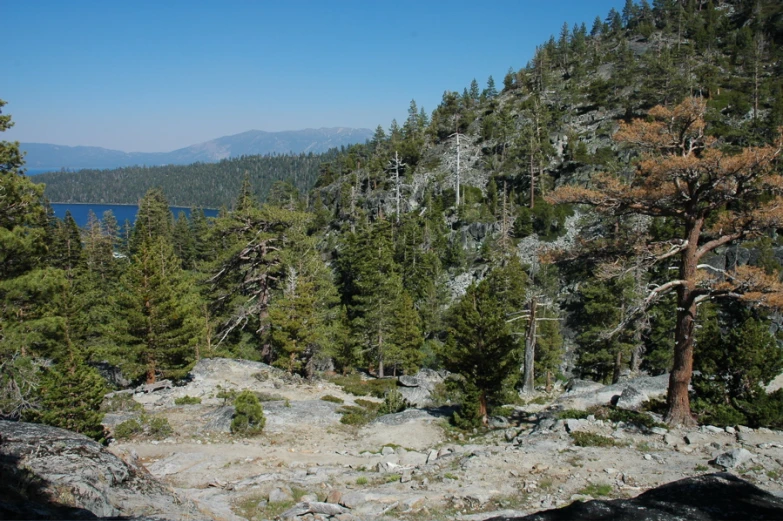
[36,151,340,208]
[3,0,783,439]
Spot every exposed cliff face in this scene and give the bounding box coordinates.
[0,420,201,520]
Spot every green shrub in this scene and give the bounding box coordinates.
[174,395,201,405]
[356,476,368,485]
[102,392,142,413]
[231,391,265,435]
[216,386,238,405]
[148,416,173,439]
[338,399,381,426]
[379,389,409,415]
[605,408,667,430]
[114,419,143,440]
[570,432,616,447]
[385,474,401,483]
[556,409,590,420]
[320,395,344,404]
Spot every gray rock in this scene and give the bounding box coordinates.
[201,405,236,433]
[488,473,783,520]
[339,491,367,509]
[489,416,510,429]
[650,426,668,435]
[0,420,200,520]
[565,418,585,433]
[269,486,294,503]
[381,446,396,456]
[398,450,427,467]
[397,369,446,407]
[280,501,349,519]
[725,426,736,434]
[713,448,754,469]
[427,449,438,464]
[135,379,173,394]
[398,375,420,387]
[664,433,682,446]
[704,425,724,434]
[685,432,711,445]
[377,461,401,473]
[615,386,648,411]
[558,374,670,410]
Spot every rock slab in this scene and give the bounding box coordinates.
[487,473,783,521]
[0,420,200,520]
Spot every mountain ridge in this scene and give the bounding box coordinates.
[21,127,374,170]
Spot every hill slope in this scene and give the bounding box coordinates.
[22,127,373,170]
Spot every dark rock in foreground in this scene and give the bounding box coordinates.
[0,420,200,520]
[489,473,783,521]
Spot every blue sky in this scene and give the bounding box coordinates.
[4,0,624,152]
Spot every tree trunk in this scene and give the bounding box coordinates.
[665,222,701,427]
[612,350,622,384]
[479,391,488,426]
[522,298,537,394]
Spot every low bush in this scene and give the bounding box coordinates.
[570,431,616,447]
[102,393,142,413]
[338,400,381,426]
[556,409,590,420]
[174,395,201,405]
[148,416,173,439]
[231,391,265,435]
[114,419,143,440]
[378,389,409,415]
[320,395,344,404]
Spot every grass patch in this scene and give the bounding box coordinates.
[356,476,368,485]
[443,472,459,480]
[385,473,401,483]
[695,464,710,472]
[539,478,553,490]
[320,394,344,404]
[636,441,653,452]
[578,483,612,497]
[329,373,397,398]
[174,395,201,405]
[570,432,616,447]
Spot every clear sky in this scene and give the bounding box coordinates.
[3,0,624,152]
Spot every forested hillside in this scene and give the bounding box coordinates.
[37,151,340,207]
[3,0,783,440]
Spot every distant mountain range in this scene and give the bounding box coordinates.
[21,127,374,170]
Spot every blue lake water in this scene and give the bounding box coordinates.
[51,203,218,228]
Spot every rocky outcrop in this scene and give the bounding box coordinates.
[489,473,783,521]
[0,420,201,520]
[397,369,447,407]
[557,374,670,410]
